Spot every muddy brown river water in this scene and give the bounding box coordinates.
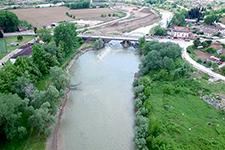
[59,42,140,150]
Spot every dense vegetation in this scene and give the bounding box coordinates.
[145,0,165,4]
[150,25,167,36]
[186,7,204,20]
[169,11,186,27]
[66,1,90,9]
[134,38,225,149]
[0,10,19,33]
[0,23,82,149]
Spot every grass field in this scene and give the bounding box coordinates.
[0,135,46,150]
[144,77,225,149]
[0,36,34,59]
[11,7,119,27]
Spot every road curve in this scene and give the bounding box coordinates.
[182,45,225,82]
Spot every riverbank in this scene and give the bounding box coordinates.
[46,42,94,150]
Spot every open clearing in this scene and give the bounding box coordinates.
[10,7,119,27]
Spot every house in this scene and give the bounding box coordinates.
[194,24,225,37]
[168,26,193,39]
[208,56,223,64]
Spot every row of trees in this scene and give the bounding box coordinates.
[134,38,190,149]
[0,23,81,142]
[66,1,90,9]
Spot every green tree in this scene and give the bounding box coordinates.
[28,102,54,135]
[0,10,19,32]
[204,14,219,25]
[0,93,28,140]
[193,38,201,48]
[0,30,3,38]
[37,28,52,43]
[32,44,59,74]
[138,37,146,54]
[163,56,175,71]
[50,66,69,91]
[170,12,186,26]
[17,35,23,41]
[151,25,167,36]
[54,23,78,55]
[93,38,104,50]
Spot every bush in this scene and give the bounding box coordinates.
[220,55,225,61]
[17,35,23,41]
[93,38,104,50]
[206,47,216,54]
[150,25,167,36]
[0,30,3,38]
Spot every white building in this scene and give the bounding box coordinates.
[168,26,193,39]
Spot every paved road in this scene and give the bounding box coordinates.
[158,38,225,82]
[4,30,35,37]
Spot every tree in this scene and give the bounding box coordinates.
[204,14,218,25]
[163,56,175,71]
[93,38,104,50]
[17,35,23,41]
[0,30,3,38]
[138,37,146,54]
[67,1,90,9]
[13,75,35,99]
[50,66,69,91]
[54,23,78,55]
[186,7,203,19]
[0,93,28,140]
[37,28,52,43]
[170,12,186,27]
[0,11,19,32]
[193,38,201,48]
[150,25,167,36]
[28,102,54,135]
[140,50,162,74]
[32,44,59,74]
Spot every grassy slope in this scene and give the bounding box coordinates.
[0,36,34,59]
[145,78,225,149]
[0,135,45,150]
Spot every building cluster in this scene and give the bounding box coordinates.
[166,18,225,40]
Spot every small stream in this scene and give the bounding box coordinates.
[59,42,140,150]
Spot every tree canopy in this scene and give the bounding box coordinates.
[54,23,79,55]
[0,10,19,32]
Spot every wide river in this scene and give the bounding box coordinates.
[59,42,140,150]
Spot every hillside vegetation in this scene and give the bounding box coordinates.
[134,38,225,150]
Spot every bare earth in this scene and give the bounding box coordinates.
[11,7,118,27]
[88,6,160,35]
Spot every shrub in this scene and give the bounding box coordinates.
[134,85,145,96]
[0,30,3,38]
[17,35,23,41]
[93,38,104,50]
[206,47,216,54]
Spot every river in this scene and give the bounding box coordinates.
[59,42,140,150]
